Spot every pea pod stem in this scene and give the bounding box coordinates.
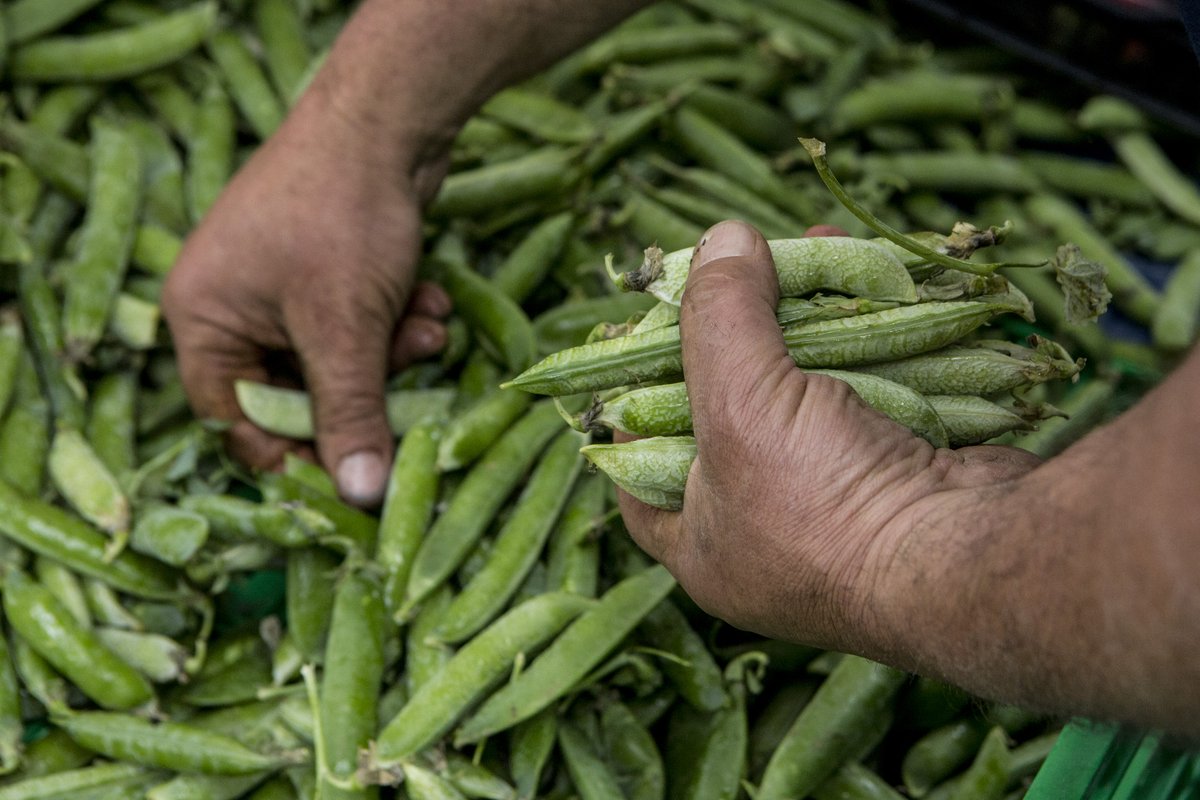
[801,138,1037,276]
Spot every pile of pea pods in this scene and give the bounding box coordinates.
[0,0,1198,799]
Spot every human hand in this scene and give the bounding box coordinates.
[162,98,451,507]
[618,220,1042,653]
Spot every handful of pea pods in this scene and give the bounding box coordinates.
[0,0,1194,797]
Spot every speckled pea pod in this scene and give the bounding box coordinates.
[852,338,1080,395]
[545,472,606,598]
[374,592,593,764]
[455,565,676,745]
[757,656,907,800]
[10,3,217,82]
[2,565,154,710]
[508,299,1027,397]
[581,436,694,512]
[54,710,306,775]
[433,428,586,644]
[615,237,917,306]
[925,396,1037,447]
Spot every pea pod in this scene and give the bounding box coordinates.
[0,627,20,776]
[236,380,454,440]
[285,547,339,663]
[757,656,907,799]
[9,633,70,715]
[11,3,217,82]
[813,762,906,800]
[581,436,695,512]
[405,586,454,698]
[437,388,531,472]
[0,479,179,600]
[187,69,236,224]
[377,419,441,617]
[481,88,595,144]
[438,257,538,375]
[456,565,677,745]
[54,710,305,775]
[1,565,154,711]
[558,717,626,800]
[48,426,131,559]
[617,237,917,306]
[600,700,665,800]
[94,627,188,684]
[319,571,386,799]
[544,472,606,598]
[402,763,469,800]
[33,556,91,628]
[399,401,563,619]
[432,428,586,644]
[87,371,138,479]
[1151,249,1200,351]
[254,0,312,102]
[509,709,557,800]
[507,299,1028,396]
[129,506,209,567]
[0,763,149,800]
[375,592,593,763]
[207,29,285,140]
[430,147,583,219]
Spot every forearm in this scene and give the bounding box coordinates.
[287,0,651,190]
[878,347,1200,735]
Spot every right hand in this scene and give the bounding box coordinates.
[162,90,452,507]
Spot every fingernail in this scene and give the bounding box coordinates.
[694,220,759,269]
[337,451,387,507]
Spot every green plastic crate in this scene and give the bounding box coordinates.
[1029,721,1200,799]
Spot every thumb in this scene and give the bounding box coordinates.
[292,314,395,508]
[679,220,792,437]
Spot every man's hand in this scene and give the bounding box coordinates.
[618,220,1039,650]
[163,106,451,507]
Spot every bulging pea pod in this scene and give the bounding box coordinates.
[611,237,918,306]
[507,298,1030,397]
[851,337,1082,396]
[94,627,189,684]
[129,505,210,567]
[578,369,949,447]
[581,436,695,512]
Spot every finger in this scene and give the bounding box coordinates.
[288,301,394,508]
[678,220,793,439]
[389,315,448,371]
[803,224,851,238]
[612,429,684,568]
[407,281,453,318]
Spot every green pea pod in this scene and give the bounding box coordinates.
[254,0,312,102]
[122,114,189,235]
[134,72,197,142]
[187,69,235,225]
[94,627,188,684]
[33,556,91,628]
[581,436,695,511]
[0,313,22,419]
[1,566,154,710]
[437,388,531,472]
[616,237,917,306]
[402,762,468,800]
[0,628,20,776]
[429,147,583,219]
[207,29,285,140]
[7,0,106,44]
[509,709,557,800]
[947,727,1010,800]
[62,117,143,363]
[757,656,907,800]
[375,592,593,763]
[432,428,586,644]
[82,577,143,632]
[902,718,990,797]
[260,473,378,555]
[456,565,677,745]
[399,401,563,620]
[615,191,705,254]
[54,710,305,775]
[507,300,1027,397]
[544,471,606,598]
[285,548,339,663]
[637,599,727,713]
[600,700,665,800]
[9,632,70,715]
[235,380,454,440]
[0,402,49,497]
[404,585,453,698]
[11,3,218,82]
[558,717,626,800]
[87,371,138,479]
[748,680,820,781]
[0,727,92,782]
[319,571,386,799]
[48,426,131,558]
[489,212,576,303]
[0,479,179,600]
[813,762,907,800]
[1152,249,1200,351]
[378,419,441,617]
[247,775,299,800]
[147,772,272,800]
[130,506,209,567]
[0,118,88,202]
[439,258,538,375]
[437,752,515,800]
[0,763,149,800]
[481,88,595,144]
[581,97,675,175]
